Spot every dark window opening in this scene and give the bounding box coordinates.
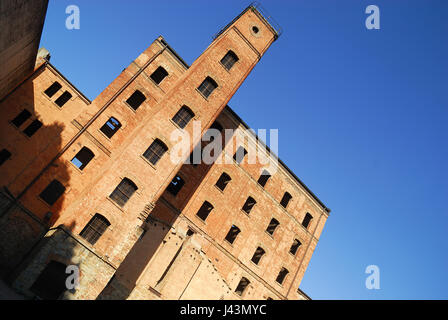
[11,109,31,128]
[39,179,65,206]
[289,239,302,256]
[280,192,292,209]
[224,225,240,244]
[242,196,256,214]
[71,147,94,170]
[266,218,279,236]
[276,267,289,285]
[143,139,168,165]
[80,214,110,245]
[30,261,67,300]
[186,229,195,237]
[251,246,265,265]
[205,121,224,144]
[100,117,121,138]
[197,77,218,98]
[258,170,271,187]
[235,277,250,296]
[126,90,146,110]
[196,201,213,221]
[167,175,185,196]
[267,297,273,300]
[221,50,239,70]
[302,213,313,229]
[54,91,72,107]
[172,106,194,129]
[23,119,43,137]
[109,178,138,207]
[233,146,247,164]
[252,26,259,34]
[44,82,62,98]
[150,66,168,85]
[215,172,231,191]
[0,149,12,166]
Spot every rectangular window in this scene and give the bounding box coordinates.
[54,91,72,107]
[0,149,12,166]
[23,119,43,137]
[143,139,168,165]
[39,179,66,205]
[11,109,31,128]
[44,82,62,98]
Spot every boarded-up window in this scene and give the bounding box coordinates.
[143,139,168,165]
[11,109,31,127]
[54,91,72,107]
[224,225,241,244]
[221,50,239,70]
[126,90,146,110]
[30,261,67,300]
[280,192,292,209]
[289,239,302,256]
[71,147,94,170]
[258,170,271,187]
[302,212,313,229]
[100,117,121,138]
[266,218,279,236]
[215,172,231,191]
[235,277,250,296]
[197,77,218,98]
[150,66,168,85]
[196,201,214,221]
[23,119,43,137]
[251,247,265,265]
[39,179,65,205]
[167,175,185,196]
[44,82,62,98]
[109,178,138,207]
[242,197,256,214]
[275,267,289,285]
[80,214,110,245]
[0,149,11,166]
[172,106,194,129]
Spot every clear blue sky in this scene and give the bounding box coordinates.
[40,0,448,299]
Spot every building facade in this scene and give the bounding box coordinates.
[0,4,330,300]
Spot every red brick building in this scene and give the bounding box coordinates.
[0,4,330,300]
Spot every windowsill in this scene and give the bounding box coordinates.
[169,118,187,131]
[265,231,275,240]
[139,154,158,170]
[240,209,251,217]
[148,77,166,94]
[195,216,207,225]
[106,196,125,212]
[123,100,140,113]
[69,160,86,175]
[36,195,53,208]
[195,88,210,101]
[213,184,225,194]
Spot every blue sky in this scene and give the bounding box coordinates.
[40,0,448,299]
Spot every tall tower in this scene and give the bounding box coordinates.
[1,4,283,299]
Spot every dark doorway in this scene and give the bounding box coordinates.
[30,261,67,300]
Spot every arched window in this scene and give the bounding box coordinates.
[276,267,289,285]
[143,139,168,165]
[302,212,313,229]
[80,214,110,245]
[235,277,250,296]
[215,172,231,191]
[100,117,122,138]
[196,201,214,221]
[266,218,279,236]
[126,90,146,110]
[30,260,67,300]
[257,169,271,187]
[150,66,168,85]
[167,175,185,196]
[221,50,239,70]
[39,179,66,205]
[251,246,265,265]
[44,81,62,98]
[289,239,302,256]
[109,178,138,207]
[280,192,292,209]
[233,146,247,164]
[71,147,95,170]
[224,225,241,244]
[11,109,31,127]
[197,76,218,98]
[172,106,194,129]
[54,91,72,107]
[242,196,256,214]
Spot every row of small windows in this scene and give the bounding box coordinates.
[234,266,290,296]
[44,82,72,107]
[10,109,43,137]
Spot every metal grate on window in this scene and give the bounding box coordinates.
[220,51,239,70]
[80,214,110,245]
[172,106,194,129]
[109,178,137,207]
[143,139,168,165]
[197,77,218,98]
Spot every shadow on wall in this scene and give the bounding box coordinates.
[98,120,238,300]
[0,61,77,298]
